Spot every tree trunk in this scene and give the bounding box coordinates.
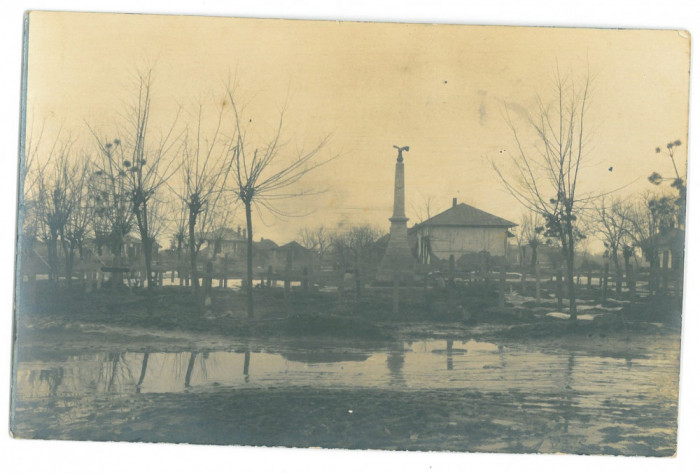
[245,201,254,319]
[188,213,199,292]
[184,352,197,388]
[535,261,541,304]
[136,352,149,393]
[564,235,577,321]
[143,237,154,291]
[601,262,609,306]
[612,254,622,297]
[47,232,59,284]
[556,266,563,311]
[498,257,506,308]
[284,249,292,317]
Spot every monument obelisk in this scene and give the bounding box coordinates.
[376,145,416,282]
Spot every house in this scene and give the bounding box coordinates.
[199,227,247,260]
[251,237,279,268]
[122,235,161,262]
[409,198,517,267]
[272,240,315,273]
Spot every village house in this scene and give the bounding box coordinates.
[198,227,247,260]
[271,240,315,273]
[409,198,517,268]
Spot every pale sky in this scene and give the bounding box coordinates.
[24,12,691,246]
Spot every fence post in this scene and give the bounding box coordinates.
[535,261,541,304]
[284,249,292,317]
[587,268,592,290]
[204,261,213,307]
[601,262,609,305]
[498,257,506,308]
[556,266,563,311]
[662,251,669,291]
[628,265,636,303]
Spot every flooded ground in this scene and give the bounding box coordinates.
[11,332,680,455]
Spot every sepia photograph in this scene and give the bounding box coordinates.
[4,3,698,471]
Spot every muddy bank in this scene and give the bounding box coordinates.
[12,385,676,456]
[18,283,677,342]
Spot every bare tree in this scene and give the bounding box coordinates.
[649,139,686,227]
[520,212,545,271]
[174,102,235,293]
[90,70,182,290]
[20,120,58,268]
[494,70,591,320]
[62,154,92,282]
[626,193,677,293]
[331,225,380,297]
[88,141,134,260]
[34,141,76,283]
[225,87,335,318]
[411,194,435,265]
[298,225,329,261]
[170,203,188,261]
[592,197,632,296]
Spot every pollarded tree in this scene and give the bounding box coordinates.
[626,193,677,293]
[225,87,335,319]
[88,141,133,260]
[90,69,182,290]
[61,154,92,282]
[519,212,546,271]
[34,141,77,283]
[592,197,632,296]
[175,102,236,293]
[494,70,592,320]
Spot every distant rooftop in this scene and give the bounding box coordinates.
[414,199,517,228]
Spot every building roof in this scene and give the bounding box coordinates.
[277,240,310,252]
[255,238,279,251]
[198,227,245,242]
[413,202,517,229]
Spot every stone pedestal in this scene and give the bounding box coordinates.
[376,153,416,282]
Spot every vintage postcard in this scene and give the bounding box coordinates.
[10,12,690,456]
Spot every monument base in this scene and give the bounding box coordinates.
[375,217,416,283]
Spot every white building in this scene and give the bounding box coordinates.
[410,198,516,265]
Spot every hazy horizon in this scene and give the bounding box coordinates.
[23,12,691,252]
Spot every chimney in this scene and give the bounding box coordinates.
[452,197,457,208]
[243,228,247,239]
[237,225,241,235]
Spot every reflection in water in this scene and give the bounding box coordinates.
[184,352,197,388]
[243,350,250,384]
[386,342,405,387]
[446,340,454,371]
[562,353,575,434]
[14,337,678,410]
[136,353,149,393]
[12,336,680,455]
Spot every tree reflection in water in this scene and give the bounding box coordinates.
[386,342,405,387]
[243,350,251,383]
[446,340,454,371]
[136,353,149,393]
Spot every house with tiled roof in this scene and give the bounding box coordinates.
[409,198,517,265]
[198,227,246,259]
